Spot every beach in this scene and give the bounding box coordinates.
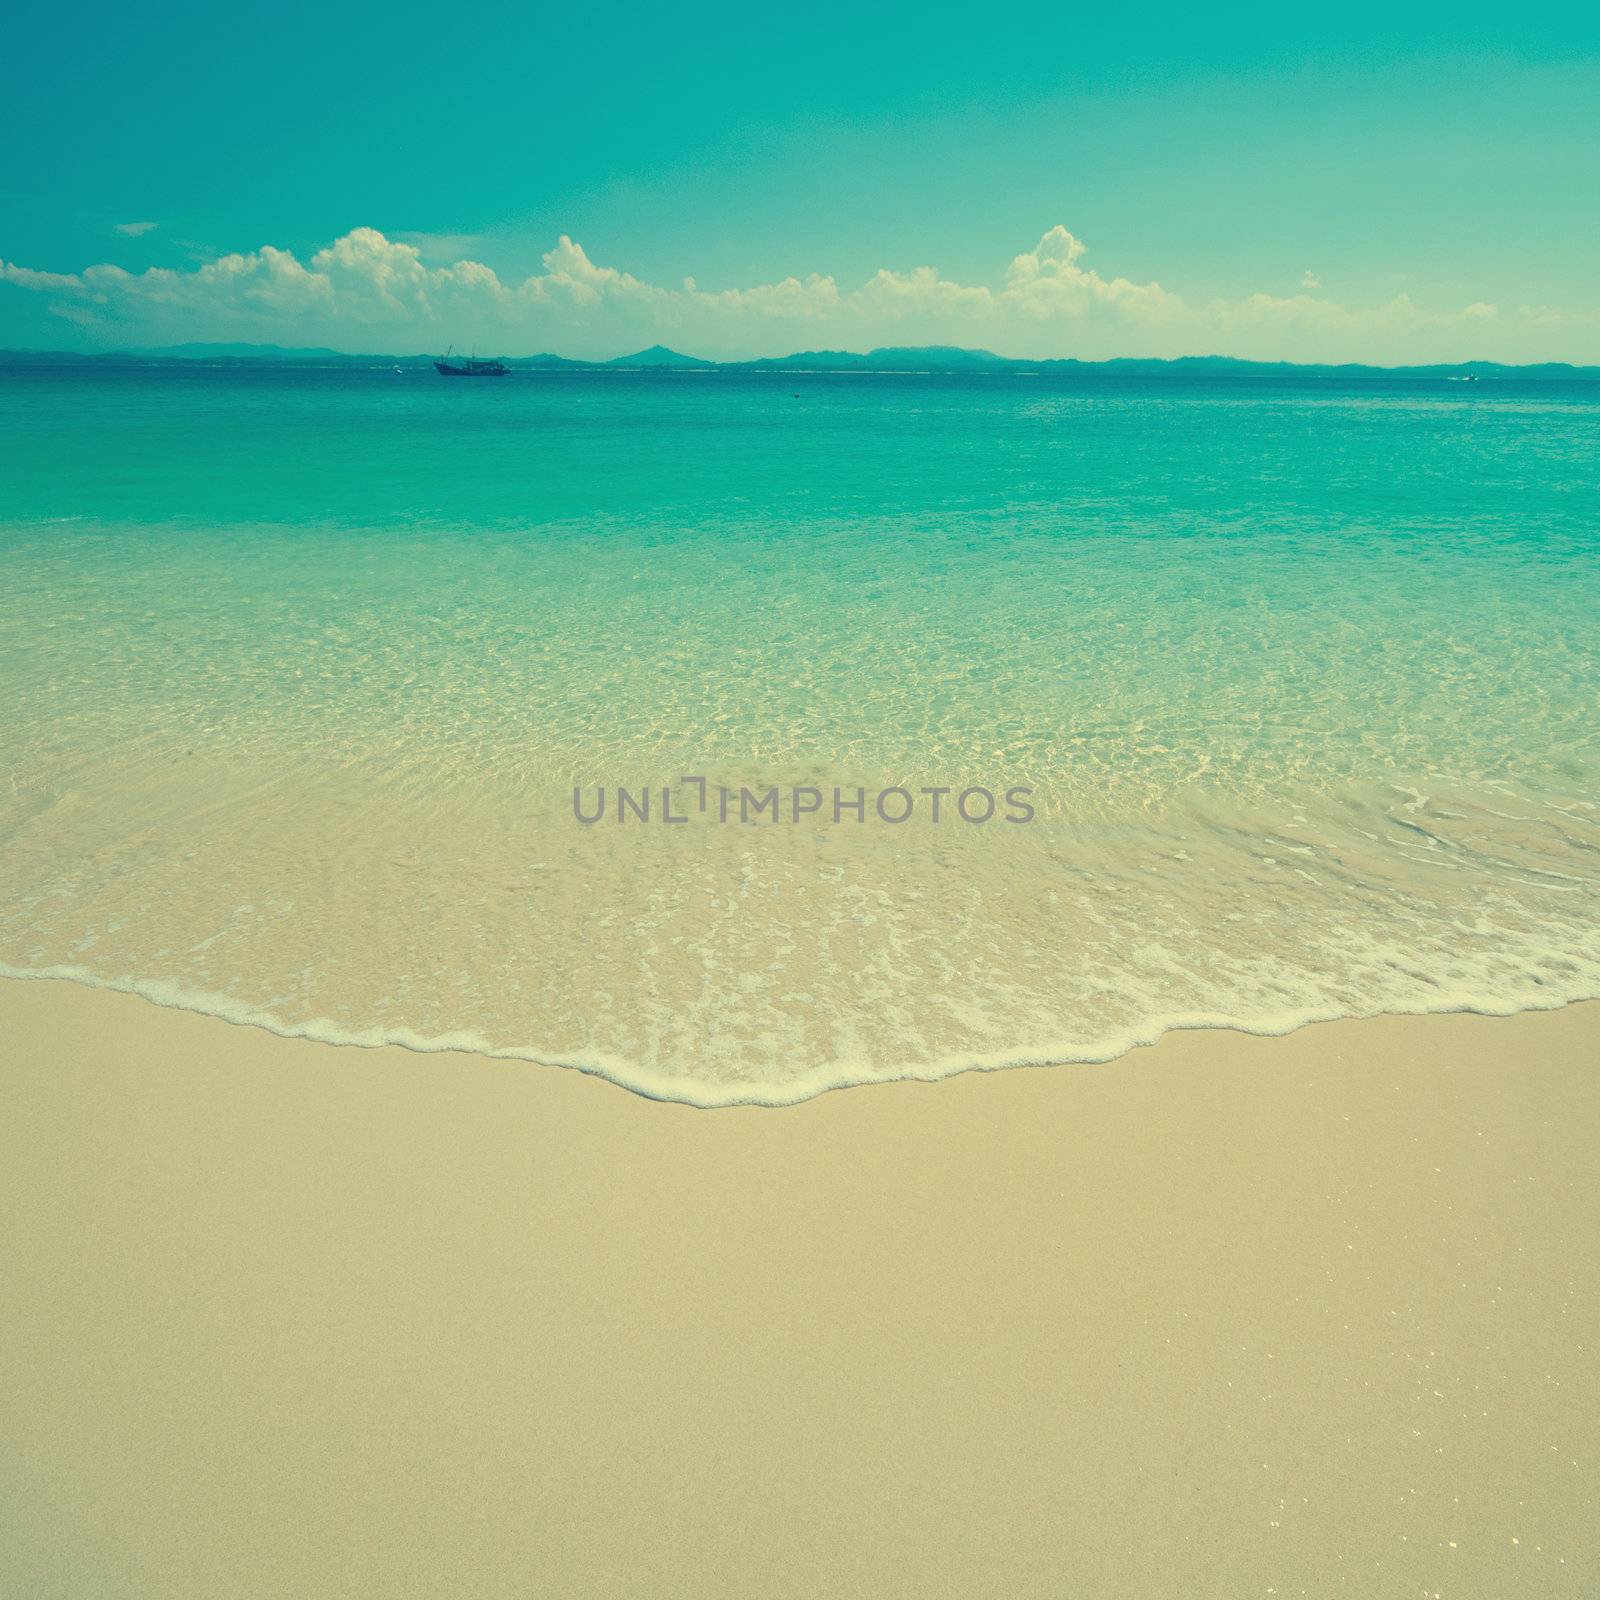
[4,368,1599,1106]
[3,975,1596,1598]
[3,364,1598,1593]
[7,5,1600,1590]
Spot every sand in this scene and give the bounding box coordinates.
[1,976,1596,1598]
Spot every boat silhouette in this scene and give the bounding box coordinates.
[434,348,509,378]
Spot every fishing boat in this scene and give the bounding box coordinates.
[433,348,509,378]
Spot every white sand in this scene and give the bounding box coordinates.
[2,976,1596,1597]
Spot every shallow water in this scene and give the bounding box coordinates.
[2,364,1597,1101]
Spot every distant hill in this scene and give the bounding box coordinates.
[744,345,1008,371]
[2,343,1597,380]
[135,342,352,361]
[607,345,715,369]
[0,343,406,366]
[1,344,443,368]
[734,350,1600,380]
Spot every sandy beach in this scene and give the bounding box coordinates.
[8,8,1600,1595]
[1,975,1595,1597]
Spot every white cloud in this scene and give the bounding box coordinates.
[849,228,1175,329]
[859,264,992,318]
[2,262,84,291]
[114,221,158,237]
[0,226,1589,362]
[1210,290,1504,343]
[1301,270,1321,289]
[1000,225,1176,322]
[393,230,486,263]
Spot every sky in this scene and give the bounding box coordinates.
[3,2,1598,362]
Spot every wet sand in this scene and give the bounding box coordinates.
[2,975,1596,1597]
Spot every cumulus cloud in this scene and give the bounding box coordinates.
[2,262,84,291]
[0,225,1586,362]
[1210,290,1503,342]
[1301,270,1321,289]
[1000,225,1175,322]
[393,230,486,263]
[848,228,1175,328]
[114,221,158,237]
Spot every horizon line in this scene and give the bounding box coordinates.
[4,342,1600,376]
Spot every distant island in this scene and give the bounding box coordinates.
[3,342,1598,380]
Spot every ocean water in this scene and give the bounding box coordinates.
[1,363,1597,1103]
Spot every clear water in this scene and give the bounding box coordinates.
[2,364,1597,1102]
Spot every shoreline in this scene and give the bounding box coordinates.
[3,975,1596,1596]
[4,966,1597,1108]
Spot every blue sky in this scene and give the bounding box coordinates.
[3,2,1598,360]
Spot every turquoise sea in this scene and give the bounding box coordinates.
[1,363,1597,1102]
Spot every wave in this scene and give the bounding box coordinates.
[5,956,1596,1109]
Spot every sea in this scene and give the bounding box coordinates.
[1,362,1596,1103]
